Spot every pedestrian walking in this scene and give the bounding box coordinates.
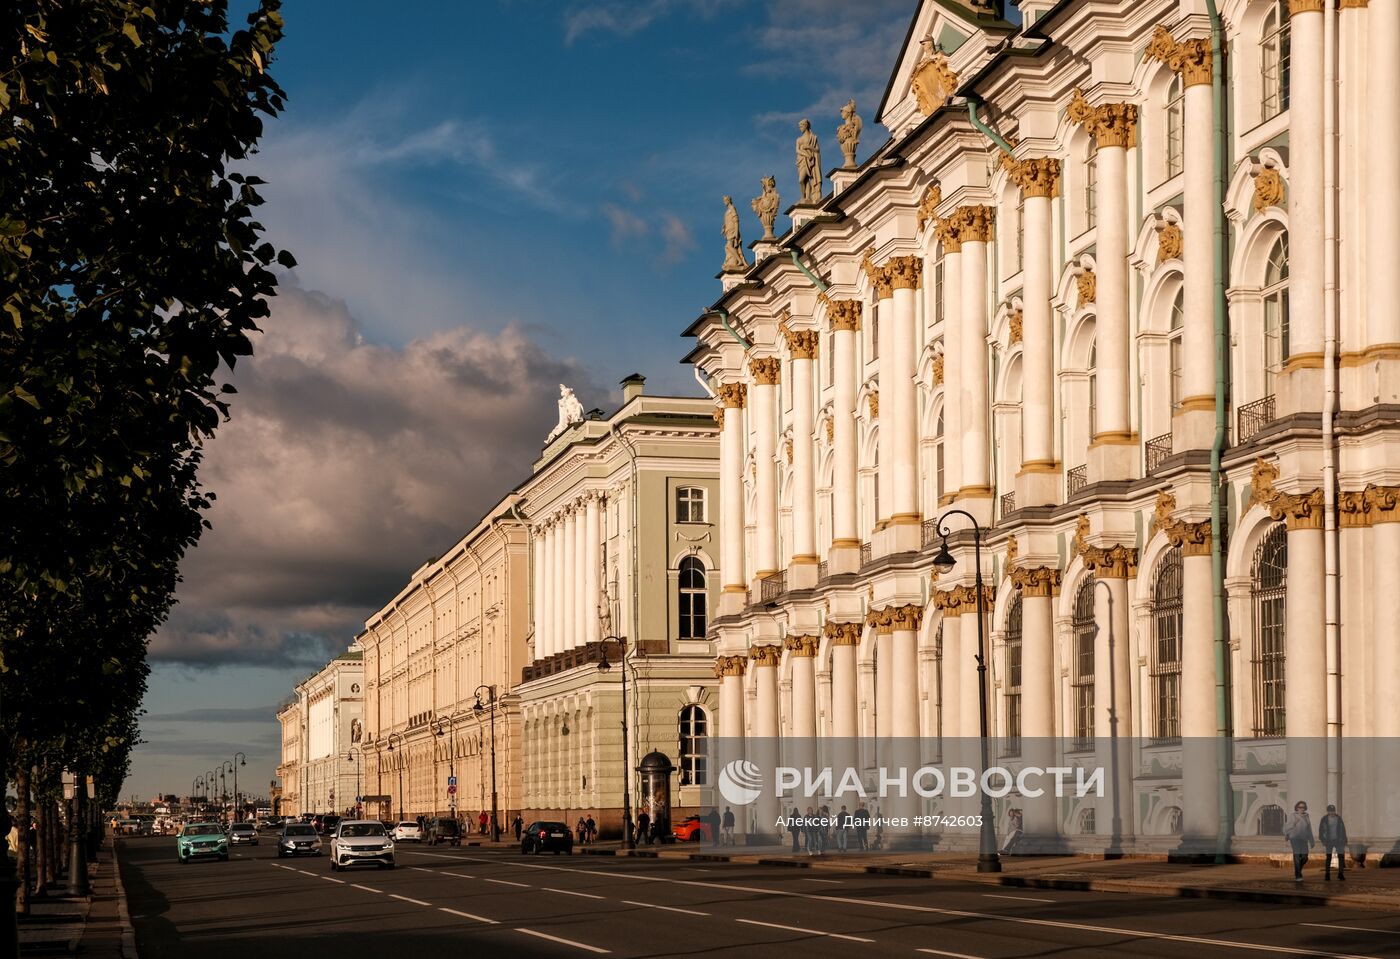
[854,804,869,850]
[577,816,588,844]
[478,810,489,836]
[1319,804,1347,881]
[585,814,597,845]
[706,807,722,846]
[1001,808,1025,855]
[802,805,817,855]
[788,807,801,852]
[722,806,736,846]
[1284,800,1315,882]
[636,810,651,845]
[836,805,850,852]
[512,814,523,841]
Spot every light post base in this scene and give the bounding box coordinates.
[976,855,1003,873]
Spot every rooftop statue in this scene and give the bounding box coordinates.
[837,99,861,169]
[721,195,749,273]
[796,119,822,204]
[751,175,781,240]
[546,383,585,443]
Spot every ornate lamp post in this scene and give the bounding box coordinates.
[232,752,246,822]
[930,509,1002,874]
[597,636,634,849]
[219,761,233,821]
[472,688,501,842]
[345,747,362,817]
[386,732,405,822]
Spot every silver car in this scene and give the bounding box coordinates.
[329,820,395,871]
[277,822,323,858]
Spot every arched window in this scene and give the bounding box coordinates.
[934,409,946,502]
[1004,595,1023,757]
[1165,75,1184,179]
[827,330,836,386]
[1071,578,1096,750]
[677,556,707,640]
[1251,524,1287,737]
[1084,142,1098,231]
[1150,547,1184,743]
[678,705,708,786]
[872,445,881,527]
[870,301,880,361]
[1262,1,1291,121]
[1258,803,1285,836]
[1170,289,1185,411]
[1087,343,1098,440]
[1263,235,1290,397]
[934,257,945,326]
[676,486,706,523]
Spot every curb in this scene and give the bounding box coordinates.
[111,839,138,958]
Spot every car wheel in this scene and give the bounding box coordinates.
[691,834,702,843]
[220,854,229,862]
[387,862,396,870]
[277,850,285,858]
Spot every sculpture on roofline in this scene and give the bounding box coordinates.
[795,118,822,204]
[837,99,861,168]
[546,384,585,442]
[721,195,749,273]
[751,175,781,240]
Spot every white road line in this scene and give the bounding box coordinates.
[515,928,611,954]
[390,894,432,906]
[439,907,498,924]
[1302,924,1400,936]
[918,949,987,959]
[443,871,475,879]
[323,877,346,884]
[982,893,1054,903]
[350,883,383,893]
[735,918,875,944]
[447,854,1382,959]
[621,899,709,917]
[484,878,531,888]
[545,887,605,899]
[296,870,318,877]
[410,867,437,873]
[799,878,842,884]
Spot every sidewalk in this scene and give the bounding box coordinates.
[14,837,135,958]
[576,841,1400,912]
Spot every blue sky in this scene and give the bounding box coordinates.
[128,0,915,801]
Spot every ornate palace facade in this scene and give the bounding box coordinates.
[684,0,1400,855]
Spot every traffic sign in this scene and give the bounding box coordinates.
[447,784,457,794]
[447,775,457,786]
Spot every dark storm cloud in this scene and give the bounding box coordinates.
[146,706,279,724]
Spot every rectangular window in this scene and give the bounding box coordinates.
[1072,631,1095,749]
[675,487,705,524]
[870,302,879,361]
[934,259,945,327]
[1005,638,1022,757]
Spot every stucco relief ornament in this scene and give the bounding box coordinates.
[1156,220,1183,264]
[1252,166,1285,213]
[721,195,748,273]
[910,35,958,116]
[350,719,362,744]
[1071,513,1092,558]
[837,98,862,169]
[1008,309,1023,345]
[1076,268,1098,304]
[751,175,781,240]
[598,589,613,638]
[917,182,942,232]
[546,384,585,442]
[796,119,823,204]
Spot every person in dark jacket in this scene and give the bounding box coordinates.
[636,810,651,845]
[1283,800,1315,882]
[512,814,523,841]
[788,807,801,852]
[1318,804,1348,881]
[706,808,722,846]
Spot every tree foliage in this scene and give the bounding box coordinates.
[0,0,292,809]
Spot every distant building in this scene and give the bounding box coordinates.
[275,700,300,817]
[285,646,362,816]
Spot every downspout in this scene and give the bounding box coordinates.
[1204,0,1233,862]
[1321,0,1342,807]
[965,95,1017,160]
[790,249,829,294]
[705,308,752,351]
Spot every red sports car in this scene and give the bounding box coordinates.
[672,815,713,843]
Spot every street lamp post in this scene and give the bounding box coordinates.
[386,733,405,822]
[930,509,1002,874]
[597,636,634,849]
[206,769,216,817]
[345,747,362,818]
[219,761,233,822]
[233,753,246,822]
[472,687,501,842]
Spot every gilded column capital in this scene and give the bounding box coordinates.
[1010,566,1061,598]
[932,353,945,385]
[1251,458,1324,530]
[827,298,862,332]
[1066,89,1138,148]
[934,215,963,254]
[748,644,782,668]
[1082,545,1139,580]
[861,248,894,299]
[953,205,996,243]
[713,654,747,678]
[917,182,943,231]
[717,382,748,408]
[1155,489,1211,556]
[1338,490,1370,528]
[1144,26,1212,87]
[887,254,923,290]
[749,356,782,385]
[934,589,962,617]
[867,607,894,634]
[959,584,995,614]
[823,621,862,646]
[1252,167,1285,213]
[784,634,820,657]
[1338,0,1368,8]
[1156,221,1183,264]
[1075,268,1097,304]
[1289,0,1325,12]
[1009,156,1062,199]
[779,321,820,359]
[889,603,925,631]
[1363,485,1400,524]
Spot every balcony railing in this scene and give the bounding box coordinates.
[860,542,873,567]
[1145,431,1173,473]
[1000,491,1016,518]
[921,518,940,549]
[1237,394,1276,443]
[1067,465,1089,497]
[759,571,787,604]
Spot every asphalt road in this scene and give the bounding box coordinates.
[118,834,1400,958]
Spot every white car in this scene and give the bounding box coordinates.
[390,821,422,842]
[330,820,395,871]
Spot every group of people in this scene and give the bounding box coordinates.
[1283,801,1349,881]
[573,814,599,844]
[785,804,876,855]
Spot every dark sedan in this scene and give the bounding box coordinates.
[521,821,573,855]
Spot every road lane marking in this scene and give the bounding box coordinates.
[323,877,346,884]
[440,907,498,924]
[350,884,383,893]
[736,918,874,943]
[545,887,605,899]
[296,870,318,877]
[410,867,437,873]
[621,900,709,916]
[516,928,610,953]
[446,855,1383,959]
[390,894,432,906]
[982,893,1054,903]
[1302,924,1400,936]
[443,871,475,879]
[485,878,531,888]
[918,949,987,959]
[799,878,842,884]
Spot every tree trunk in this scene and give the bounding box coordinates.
[14,767,29,914]
[34,799,48,895]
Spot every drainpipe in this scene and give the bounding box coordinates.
[1204,0,1233,862]
[1321,0,1342,807]
[965,95,1016,160]
[789,249,829,294]
[705,309,752,351]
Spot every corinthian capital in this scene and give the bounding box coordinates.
[823,621,862,646]
[748,644,782,668]
[713,655,747,678]
[717,382,748,408]
[886,255,923,290]
[780,322,820,359]
[1009,156,1062,198]
[784,634,820,657]
[1144,25,1212,87]
[934,215,962,254]
[749,357,782,385]
[861,248,894,299]
[953,205,996,243]
[1010,566,1061,598]
[1067,88,1138,148]
[827,298,862,332]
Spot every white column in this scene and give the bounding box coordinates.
[751,646,780,837]
[939,236,964,502]
[584,493,601,646]
[956,207,993,514]
[1014,572,1058,842]
[787,637,817,740]
[869,276,894,531]
[1090,557,1134,844]
[1372,505,1400,837]
[888,257,923,544]
[1175,43,1217,450]
[750,357,780,579]
[572,503,587,650]
[827,624,859,781]
[546,522,560,659]
[1017,164,1058,506]
[1281,2,1324,417]
[718,656,745,740]
[959,590,983,742]
[784,330,818,576]
[1089,110,1135,479]
[937,600,962,739]
[1366,1,1400,374]
[828,302,862,569]
[561,508,576,652]
[874,624,893,739]
[718,386,748,605]
[533,526,548,660]
[1180,534,1220,843]
[890,607,921,738]
[1285,511,1327,805]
